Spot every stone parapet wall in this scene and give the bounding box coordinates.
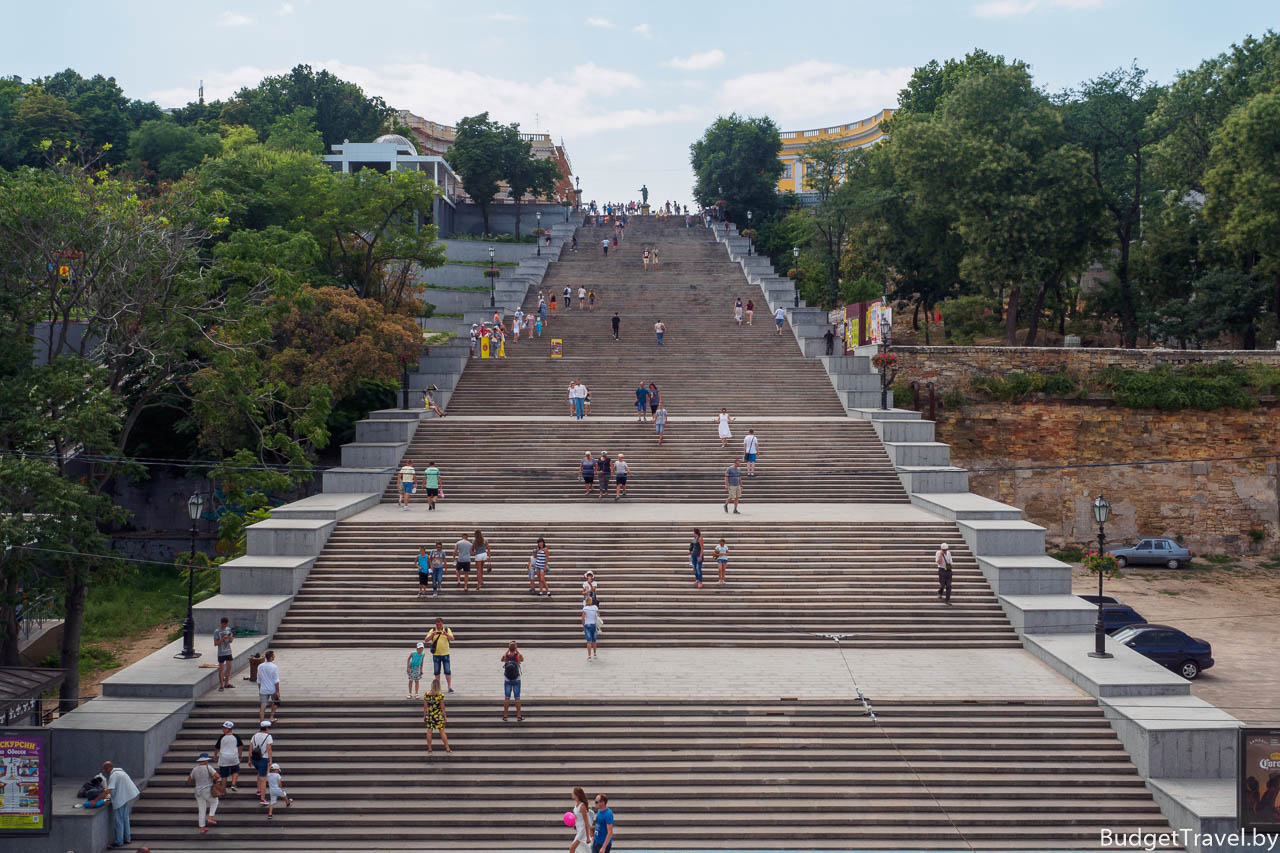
[936,402,1280,553]
[897,346,1280,390]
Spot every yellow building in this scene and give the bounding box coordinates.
[776,109,893,194]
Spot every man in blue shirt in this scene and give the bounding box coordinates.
[635,382,649,422]
[593,793,614,852]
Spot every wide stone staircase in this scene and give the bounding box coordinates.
[127,218,1177,850]
[133,697,1167,850]
[268,520,1019,649]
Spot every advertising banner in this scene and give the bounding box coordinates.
[549,338,563,359]
[1240,728,1280,832]
[0,729,51,835]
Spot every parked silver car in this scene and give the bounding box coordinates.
[1106,538,1192,569]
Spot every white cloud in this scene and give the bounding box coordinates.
[278,2,295,14]
[719,61,912,124]
[585,16,613,28]
[663,49,726,72]
[217,11,255,26]
[973,0,1104,18]
[632,23,652,38]
[486,12,529,22]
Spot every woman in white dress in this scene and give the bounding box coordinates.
[734,298,743,325]
[716,408,735,448]
[569,786,592,852]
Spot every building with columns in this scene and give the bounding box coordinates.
[776,109,893,198]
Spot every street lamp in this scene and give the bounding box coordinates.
[488,246,496,308]
[792,247,801,308]
[536,210,542,257]
[879,316,892,410]
[746,210,753,255]
[175,492,204,660]
[1088,494,1114,659]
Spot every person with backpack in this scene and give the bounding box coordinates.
[501,641,525,722]
[249,721,273,805]
[213,721,242,792]
[935,542,954,605]
[186,753,220,833]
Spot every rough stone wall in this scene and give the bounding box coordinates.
[897,346,1280,391]
[937,402,1280,553]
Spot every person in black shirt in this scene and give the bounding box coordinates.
[611,312,620,341]
[595,451,612,499]
[824,326,836,355]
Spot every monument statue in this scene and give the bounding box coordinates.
[639,184,649,205]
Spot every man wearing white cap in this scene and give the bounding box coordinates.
[214,721,242,792]
[935,542,954,605]
[249,721,273,804]
[185,752,219,833]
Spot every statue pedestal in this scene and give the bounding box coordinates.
[641,204,650,215]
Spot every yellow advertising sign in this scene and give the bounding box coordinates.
[550,338,563,358]
[480,335,491,359]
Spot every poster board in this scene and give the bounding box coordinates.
[1240,727,1280,833]
[0,728,51,835]
[550,338,563,359]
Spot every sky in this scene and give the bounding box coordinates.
[3,1,1276,204]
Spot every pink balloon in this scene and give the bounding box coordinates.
[563,811,576,827]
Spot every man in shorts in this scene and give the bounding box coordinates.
[654,404,668,445]
[743,429,759,477]
[635,381,649,422]
[397,459,416,510]
[425,617,455,692]
[774,306,787,335]
[501,641,524,722]
[416,545,433,598]
[213,617,234,690]
[724,459,743,514]
[256,650,280,723]
[214,721,242,791]
[423,462,442,511]
[453,533,473,591]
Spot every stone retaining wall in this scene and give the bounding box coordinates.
[897,346,1280,391]
[935,402,1280,552]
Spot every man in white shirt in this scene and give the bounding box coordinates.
[743,429,759,477]
[774,306,787,335]
[102,761,139,847]
[397,460,416,510]
[214,720,242,791]
[935,542,954,605]
[257,650,281,723]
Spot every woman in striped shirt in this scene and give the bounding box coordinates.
[527,537,551,597]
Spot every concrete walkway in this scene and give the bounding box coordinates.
[211,647,1083,702]
[349,501,941,524]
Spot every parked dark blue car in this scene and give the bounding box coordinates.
[1111,623,1214,679]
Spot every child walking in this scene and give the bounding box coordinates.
[265,763,293,818]
[715,539,730,585]
[406,642,426,699]
[424,678,451,753]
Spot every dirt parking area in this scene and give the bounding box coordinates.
[1071,556,1280,725]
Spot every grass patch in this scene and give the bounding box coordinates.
[81,564,218,645]
[1158,590,1182,596]
[1258,555,1280,571]
[422,283,491,293]
[444,233,537,244]
[970,371,1079,402]
[42,644,123,679]
[1049,548,1086,563]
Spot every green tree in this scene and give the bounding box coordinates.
[231,64,390,149]
[893,66,1104,344]
[316,168,447,306]
[893,49,1024,120]
[504,141,563,238]
[196,144,334,232]
[800,139,867,309]
[449,112,523,234]
[265,106,325,154]
[1061,64,1164,347]
[12,87,82,165]
[33,69,133,164]
[1148,30,1280,194]
[689,113,783,222]
[1204,90,1280,342]
[128,119,222,182]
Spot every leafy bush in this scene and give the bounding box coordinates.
[445,233,537,243]
[1096,364,1257,411]
[970,371,1078,401]
[941,388,965,409]
[327,378,398,446]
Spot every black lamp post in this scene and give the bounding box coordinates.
[175,492,204,660]
[746,210,753,255]
[879,317,892,410]
[536,210,543,257]
[488,246,496,308]
[1088,494,1114,659]
[792,247,801,308]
